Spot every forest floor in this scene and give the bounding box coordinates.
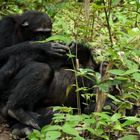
[0,114,140,140]
[0,115,26,140]
[0,115,12,140]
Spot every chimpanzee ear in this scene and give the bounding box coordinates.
[21,21,29,27]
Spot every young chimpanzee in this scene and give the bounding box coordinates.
[1,42,98,137]
[0,11,69,96]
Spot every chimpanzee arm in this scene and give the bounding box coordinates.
[0,41,69,59]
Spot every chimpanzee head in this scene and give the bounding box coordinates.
[0,11,52,49]
[20,11,52,41]
[69,42,99,70]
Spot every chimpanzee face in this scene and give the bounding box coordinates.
[20,11,52,41]
[32,28,52,41]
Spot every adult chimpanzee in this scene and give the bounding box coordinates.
[0,11,69,95]
[0,10,52,50]
[0,42,98,137]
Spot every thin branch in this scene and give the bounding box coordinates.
[103,0,113,47]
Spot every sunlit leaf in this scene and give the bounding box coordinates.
[41,35,71,44]
[108,69,125,75]
[111,113,121,122]
[132,73,140,82]
[137,126,140,133]
[124,58,139,70]
[107,94,121,103]
[42,125,61,133]
[124,116,140,122]
[62,124,79,136]
[112,0,121,6]
[46,131,61,140]
[122,69,138,75]
[113,124,123,131]
[128,28,140,36]
[119,135,138,140]
[122,120,137,127]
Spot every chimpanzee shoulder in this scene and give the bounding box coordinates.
[0,15,20,49]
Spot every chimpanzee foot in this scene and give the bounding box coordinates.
[7,108,40,130]
[12,123,33,139]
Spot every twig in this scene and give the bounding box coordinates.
[103,0,113,47]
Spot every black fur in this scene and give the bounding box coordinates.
[1,43,98,136]
[0,11,99,137]
[0,11,52,50]
[0,11,69,96]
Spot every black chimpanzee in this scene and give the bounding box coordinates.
[0,10,52,50]
[0,11,98,137]
[0,42,98,137]
[0,11,69,95]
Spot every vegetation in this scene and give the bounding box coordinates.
[0,0,140,139]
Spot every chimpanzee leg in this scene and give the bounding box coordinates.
[11,107,54,137]
[0,56,17,93]
[4,62,53,129]
[12,123,33,138]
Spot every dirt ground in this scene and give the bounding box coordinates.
[0,115,13,140]
[0,115,26,140]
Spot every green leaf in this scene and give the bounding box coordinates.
[122,69,138,75]
[53,113,65,123]
[119,135,138,140]
[42,125,61,133]
[32,130,41,138]
[137,126,140,133]
[115,76,128,81]
[66,114,83,122]
[74,136,85,140]
[94,112,111,121]
[45,131,61,140]
[98,83,109,92]
[128,28,140,36]
[41,35,71,44]
[107,94,121,103]
[62,124,79,136]
[124,116,140,122]
[100,135,109,140]
[111,113,121,122]
[28,137,38,140]
[134,49,140,56]
[122,120,136,127]
[84,118,96,125]
[112,0,121,6]
[67,53,75,58]
[28,130,41,140]
[113,124,123,131]
[91,3,105,10]
[132,73,140,82]
[66,84,75,97]
[95,128,104,135]
[108,69,125,75]
[86,127,95,135]
[124,58,138,70]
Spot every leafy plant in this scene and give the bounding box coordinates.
[1,0,140,139]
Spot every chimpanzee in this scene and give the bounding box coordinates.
[0,42,98,137]
[0,10,52,50]
[0,11,69,95]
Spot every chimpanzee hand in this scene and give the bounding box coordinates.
[50,42,69,56]
[34,42,69,57]
[0,42,69,59]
